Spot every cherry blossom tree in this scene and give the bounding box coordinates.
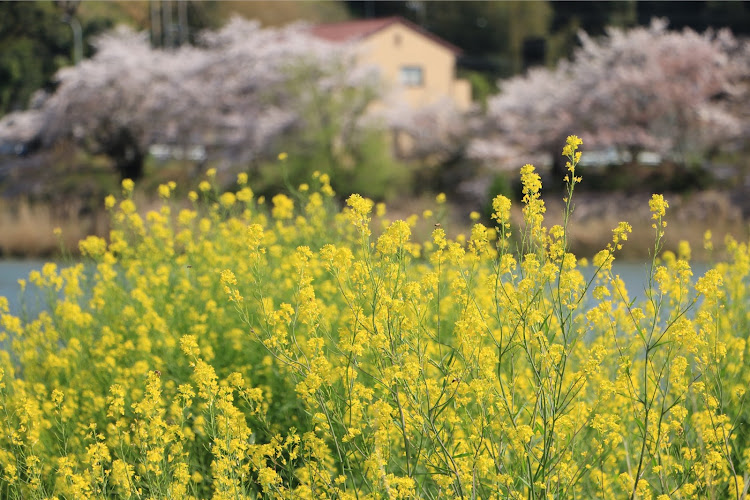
[473,19,750,177]
[381,97,476,165]
[371,97,478,195]
[1,17,379,181]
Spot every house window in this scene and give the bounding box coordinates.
[399,66,423,86]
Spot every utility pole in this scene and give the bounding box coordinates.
[57,0,82,64]
[163,0,174,48]
[66,16,82,64]
[178,0,188,45]
[151,0,162,47]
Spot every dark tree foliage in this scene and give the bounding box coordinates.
[0,2,74,114]
[344,1,409,21]
[550,1,636,35]
[0,1,246,117]
[636,1,750,35]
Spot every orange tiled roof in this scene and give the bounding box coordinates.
[311,16,462,54]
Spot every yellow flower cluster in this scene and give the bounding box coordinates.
[0,142,748,499]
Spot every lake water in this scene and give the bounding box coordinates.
[0,258,711,318]
[0,259,51,316]
[583,260,709,301]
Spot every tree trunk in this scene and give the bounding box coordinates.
[107,127,144,181]
[115,149,144,182]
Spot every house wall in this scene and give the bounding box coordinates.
[357,23,471,111]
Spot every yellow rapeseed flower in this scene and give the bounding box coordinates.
[180,334,201,357]
[492,195,512,223]
[271,194,294,220]
[158,183,171,199]
[649,194,668,219]
[562,134,583,157]
[219,191,236,208]
[3,136,746,499]
[121,178,135,194]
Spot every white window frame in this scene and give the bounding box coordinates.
[399,65,424,87]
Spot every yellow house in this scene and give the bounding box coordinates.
[311,16,472,111]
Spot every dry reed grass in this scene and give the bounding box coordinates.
[545,190,749,261]
[0,189,746,261]
[0,197,108,257]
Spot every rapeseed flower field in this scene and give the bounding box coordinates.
[1,137,749,499]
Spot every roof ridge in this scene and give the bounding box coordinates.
[310,16,462,55]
